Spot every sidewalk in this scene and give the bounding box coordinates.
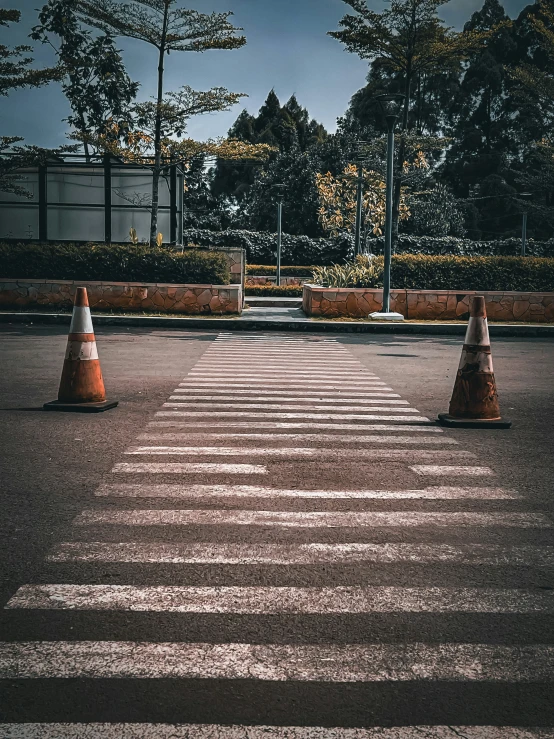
[2,307,554,335]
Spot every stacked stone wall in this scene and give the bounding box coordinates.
[0,279,242,314]
[303,285,554,323]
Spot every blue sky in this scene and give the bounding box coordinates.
[2,0,531,148]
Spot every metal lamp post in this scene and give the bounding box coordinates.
[368,93,405,321]
[352,141,370,257]
[273,184,286,286]
[520,193,532,256]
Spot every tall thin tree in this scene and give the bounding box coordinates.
[73,0,246,245]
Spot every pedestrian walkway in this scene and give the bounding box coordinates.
[241,305,307,321]
[1,332,553,736]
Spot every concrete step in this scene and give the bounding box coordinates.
[245,296,303,308]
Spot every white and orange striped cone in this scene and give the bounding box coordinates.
[438,295,510,428]
[44,287,118,413]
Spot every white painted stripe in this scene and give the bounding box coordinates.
[96,483,516,500]
[188,373,379,378]
[0,725,548,739]
[194,362,365,368]
[163,403,421,413]
[175,388,394,395]
[124,447,471,461]
[8,585,554,614]
[412,466,495,476]
[48,542,554,566]
[74,509,548,528]
[1,641,553,682]
[168,396,408,405]
[179,382,392,389]
[148,422,442,432]
[111,463,267,474]
[68,305,94,334]
[156,412,432,422]
[204,354,354,359]
[138,434,457,445]
[64,341,99,361]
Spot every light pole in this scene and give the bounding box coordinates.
[368,93,405,321]
[273,184,285,286]
[354,161,363,256]
[520,193,532,256]
[352,141,370,256]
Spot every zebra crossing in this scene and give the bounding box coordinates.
[1,332,553,737]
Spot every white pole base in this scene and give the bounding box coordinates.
[368,311,405,322]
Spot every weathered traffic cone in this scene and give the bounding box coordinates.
[438,295,511,428]
[44,287,118,413]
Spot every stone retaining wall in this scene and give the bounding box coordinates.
[303,284,554,322]
[246,276,310,287]
[0,279,242,314]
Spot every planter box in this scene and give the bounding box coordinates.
[0,279,242,314]
[303,284,554,323]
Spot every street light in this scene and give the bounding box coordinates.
[520,193,532,256]
[352,141,371,256]
[369,93,405,321]
[273,184,286,286]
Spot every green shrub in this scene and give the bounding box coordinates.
[184,228,554,264]
[313,256,384,288]
[246,264,316,276]
[0,242,230,284]
[245,285,303,297]
[312,255,554,292]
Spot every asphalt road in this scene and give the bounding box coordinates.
[0,324,553,737]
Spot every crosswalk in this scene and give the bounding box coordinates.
[1,332,553,737]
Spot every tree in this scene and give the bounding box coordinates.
[239,147,323,237]
[316,164,411,248]
[72,0,247,245]
[329,0,483,241]
[0,8,62,96]
[211,91,328,218]
[405,183,465,236]
[442,0,515,205]
[508,0,554,234]
[31,0,139,161]
[1,9,68,196]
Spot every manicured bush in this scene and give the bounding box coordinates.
[245,285,303,297]
[184,228,353,265]
[184,228,554,264]
[312,255,554,292]
[0,242,230,284]
[386,235,554,257]
[246,264,316,276]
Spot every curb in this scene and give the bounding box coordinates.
[1,311,554,336]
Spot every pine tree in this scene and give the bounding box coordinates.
[211,90,328,220]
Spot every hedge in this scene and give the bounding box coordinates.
[184,228,554,263]
[373,235,554,258]
[246,265,316,276]
[184,229,353,265]
[313,255,554,292]
[0,242,230,284]
[245,285,303,297]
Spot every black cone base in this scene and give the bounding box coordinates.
[438,413,511,429]
[43,400,118,413]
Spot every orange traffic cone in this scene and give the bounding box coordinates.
[44,287,118,413]
[438,295,511,428]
